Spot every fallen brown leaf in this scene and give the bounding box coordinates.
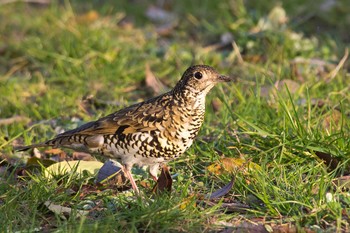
[145,5,178,36]
[313,150,350,174]
[215,219,317,233]
[152,165,172,194]
[207,177,235,199]
[155,21,177,36]
[322,109,343,132]
[218,221,269,233]
[274,79,300,94]
[332,176,350,190]
[179,194,197,210]
[204,200,250,214]
[211,98,222,112]
[207,157,261,176]
[314,150,340,171]
[0,116,30,126]
[44,201,89,219]
[44,148,67,161]
[76,10,99,24]
[260,79,301,100]
[251,6,288,33]
[96,160,126,186]
[146,5,176,23]
[72,152,94,161]
[203,32,234,52]
[26,156,56,168]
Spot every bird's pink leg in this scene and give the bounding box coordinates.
[149,163,159,182]
[150,174,158,182]
[122,166,139,195]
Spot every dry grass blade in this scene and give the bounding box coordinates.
[325,48,349,82]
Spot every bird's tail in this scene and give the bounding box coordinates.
[15,134,103,152]
[15,141,54,151]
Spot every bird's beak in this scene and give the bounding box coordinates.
[217,75,234,82]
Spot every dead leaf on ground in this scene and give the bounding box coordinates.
[155,21,178,36]
[79,94,125,116]
[26,156,57,168]
[208,157,261,176]
[145,63,166,94]
[314,150,339,171]
[198,178,250,213]
[145,6,178,36]
[44,160,104,179]
[215,218,318,233]
[322,109,343,132]
[152,165,172,194]
[290,57,334,82]
[72,152,94,161]
[79,94,96,116]
[211,98,222,112]
[146,5,176,23]
[207,177,235,199]
[78,184,101,199]
[260,79,300,100]
[76,10,99,24]
[179,194,197,210]
[313,150,350,174]
[205,201,250,214]
[44,201,89,219]
[217,221,268,233]
[43,148,68,162]
[33,148,42,158]
[275,79,300,93]
[0,116,30,126]
[96,160,126,186]
[117,16,134,30]
[332,176,350,190]
[204,32,234,52]
[251,6,288,33]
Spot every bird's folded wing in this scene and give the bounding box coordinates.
[57,98,168,137]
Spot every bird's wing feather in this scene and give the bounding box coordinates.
[57,93,172,137]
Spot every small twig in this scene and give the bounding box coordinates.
[232,41,244,64]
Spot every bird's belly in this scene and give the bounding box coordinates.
[101,131,188,165]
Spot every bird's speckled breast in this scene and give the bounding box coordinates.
[101,93,206,163]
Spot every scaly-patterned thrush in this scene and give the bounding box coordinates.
[18,65,232,194]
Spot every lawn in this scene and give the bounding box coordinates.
[0,0,349,232]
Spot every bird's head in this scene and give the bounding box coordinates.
[173,65,232,96]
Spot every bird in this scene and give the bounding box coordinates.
[18,65,232,194]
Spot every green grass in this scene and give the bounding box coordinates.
[1,0,349,232]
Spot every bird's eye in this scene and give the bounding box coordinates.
[194,72,203,79]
